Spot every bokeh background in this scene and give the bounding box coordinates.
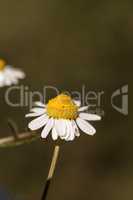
[0,0,131,199]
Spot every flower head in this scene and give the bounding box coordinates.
[47,94,78,119]
[0,59,25,87]
[0,59,6,71]
[26,94,101,141]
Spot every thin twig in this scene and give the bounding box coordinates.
[7,118,19,139]
[0,131,39,147]
[41,145,60,200]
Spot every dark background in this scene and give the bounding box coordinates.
[0,0,131,200]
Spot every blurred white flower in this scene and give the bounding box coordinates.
[26,94,101,141]
[0,59,25,87]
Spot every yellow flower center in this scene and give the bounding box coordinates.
[46,94,78,119]
[0,59,6,71]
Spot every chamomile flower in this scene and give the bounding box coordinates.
[0,59,25,87]
[26,94,101,141]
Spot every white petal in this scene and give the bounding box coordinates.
[0,80,4,87]
[62,120,71,140]
[68,121,75,141]
[72,120,80,137]
[52,127,58,140]
[28,114,49,130]
[4,67,13,76]
[55,119,66,137]
[9,74,19,84]
[25,112,44,118]
[6,66,25,79]
[73,100,81,107]
[78,106,88,112]
[0,73,5,87]
[34,101,46,107]
[60,120,67,137]
[76,118,96,136]
[14,70,25,79]
[4,76,12,86]
[9,76,18,84]
[60,120,69,139]
[0,72,4,80]
[30,108,46,114]
[41,118,54,138]
[4,68,19,84]
[0,80,5,87]
[79,113,101,121]
[65,120,75,141]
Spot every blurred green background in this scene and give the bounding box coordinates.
[0,0,131,199]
